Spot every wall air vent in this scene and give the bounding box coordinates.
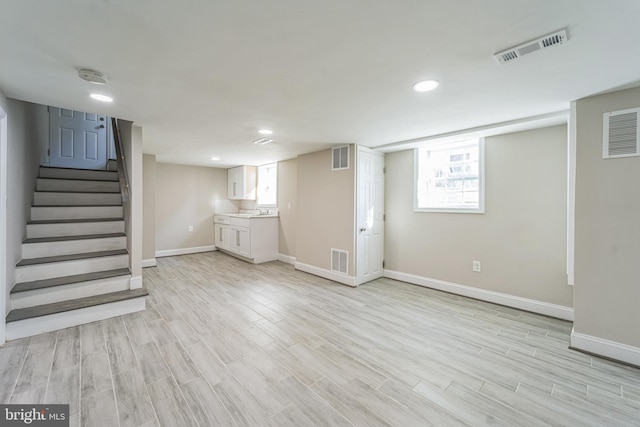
[494,29,568,64]
[331,249,348,275]
[603,108,640,159]
[332,146,349,170]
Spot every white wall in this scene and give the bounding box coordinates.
[0,90,7,344]
[4,99,44,331]
[384,126,572,313]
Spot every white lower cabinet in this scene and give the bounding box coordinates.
[213,215,278,264]
[214,223,230,250]
[230,225,251,257]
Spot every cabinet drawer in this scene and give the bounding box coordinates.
[230,217,250,227]
[214,215,230,224]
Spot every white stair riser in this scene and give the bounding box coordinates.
[11,276,131,310]
[16,255,129,283]
[37,178,120,193]
[31,206,123,221]
[39,168,118,182]
[27,221,124,239]
[22,236,126,259]
[34,192,122,206]
[6,297,145,340]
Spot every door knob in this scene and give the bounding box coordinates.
[99,124,105,129]
[360,227,366,232]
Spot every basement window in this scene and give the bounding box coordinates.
[415,139,485,213]
[256,162,278,207]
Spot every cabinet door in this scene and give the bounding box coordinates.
[230,226,251,257]
[215,224,230,250]
[228,167,244,199]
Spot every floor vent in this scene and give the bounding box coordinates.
[494,29,567,64]
[332,146,349,170]
[331,249,348,275]
[603,108,640,159]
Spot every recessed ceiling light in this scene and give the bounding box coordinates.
[90,93,113,102]
[258,129,273,135]
[413,80,440,92]
[210,156,220,161]
[253,138,273,145]
[78,68,108,85]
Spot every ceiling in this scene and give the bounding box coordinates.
[1,0,640,168]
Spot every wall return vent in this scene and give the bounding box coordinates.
[603,107,640,159]
[332,146,349,170]
[331,249,348,275]
[494,29,568,64]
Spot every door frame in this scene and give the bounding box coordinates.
[355,145,385,286]
[0,105,7,345]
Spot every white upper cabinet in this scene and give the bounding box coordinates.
[228,166,257,200]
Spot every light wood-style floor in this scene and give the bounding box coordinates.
[1,252,640,426]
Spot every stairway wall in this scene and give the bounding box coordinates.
[5,99,43,320]
[119,122,143,287]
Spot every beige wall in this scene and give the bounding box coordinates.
[155,163,228,252]
[4,99,43,313]
[574,86,640,348]
[277,158,297,257]
[296,146,355,276]
[385,125,572,307]
[120,122,143,283]
[142,154,156,262]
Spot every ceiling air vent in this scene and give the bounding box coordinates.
[494,29,568,64]
[331,249,348,275]
[332,146,349,170]
[603,108,640,159]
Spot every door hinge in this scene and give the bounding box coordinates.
[383,167,386,174]
[383,214,386,221]
[47,148,50,156]
[382,260,385,268]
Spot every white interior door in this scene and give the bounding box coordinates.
[356,148,385,285]
[0,106,7,345]
[49,107,108,170]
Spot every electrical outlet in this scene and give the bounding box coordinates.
[188,225,194,232]
[472,261,481,272]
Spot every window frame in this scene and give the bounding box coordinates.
[413,138,485,214]
[256,162,278,207]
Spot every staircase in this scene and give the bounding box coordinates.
[5,166,147,340]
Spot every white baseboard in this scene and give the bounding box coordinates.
[155,245,216,258]
[278,253,296,265]
[571,329,640,367]
[383,269,574,321]
[142,258,157,268]
[129,275,143,289]
[295,262,356,287]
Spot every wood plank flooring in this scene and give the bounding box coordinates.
[2,252,640,426]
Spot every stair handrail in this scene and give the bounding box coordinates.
[111,118,130,203]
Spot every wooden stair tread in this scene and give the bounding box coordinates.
[6,288,148,322]
[34,190,121,194]
[31,204,123,208]
[17,249,128,266]
[11,268,132,293]
[23,233,126,244]
[28,217,124,225]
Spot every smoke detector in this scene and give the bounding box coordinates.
[494,29,568,64]
[78,68,108,84]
